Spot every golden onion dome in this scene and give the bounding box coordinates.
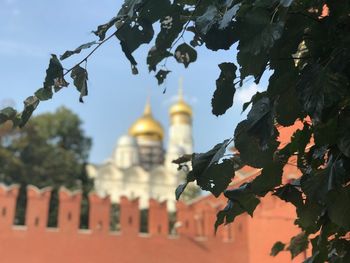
[128,99,164,141]
[169,78,192,117]
[169,100,192,116]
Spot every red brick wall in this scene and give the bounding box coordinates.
[0,183,304,263]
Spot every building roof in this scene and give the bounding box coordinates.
[129,99,164,141]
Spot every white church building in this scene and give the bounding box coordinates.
[87,82,193,210]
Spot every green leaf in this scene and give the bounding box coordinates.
[202,22,239,51]
[274,184,303,207]
[328,158,350,191]
[241,91,266,113]
[289,123,312,154]
[175,183,188,201]
[301,168,329,203]
[235,121,273,168]
[314,116,338,146]
[138,0,171,24]
[196,159,235,197]
[237,50,268,84]
[219,4,240,29]
[296,64,349,123]
[304,236,328,263]
[279,0,293,7]
[208,139,231,167]
[337,114,350,158]
[224,184,260,216]
[235,8,283,82]
[116,19,154,54]
[116,19,154,66]
[117,0,143,19]
[195,5,218,35]
[330,238,350,262]
[155,70,170,85]
[172,154,192,165]
[276,84,304,126]
[234,97,279,168]
[147,46,172,72]
[251,161,283,196]
[215,200,245,232]
[246,96,271,129]
[19,96,40,127]
[237,8,284,55]
[188,27,203,48]
[187,139,235,197]
[306,145,327,169]
[155,4,187,50]
[0,107,17,125]
[191,139,230,172]
[211,62,237,116]
[288,122,312,168]
[174,43,197,68]
[194,2,239,51]
[44,54,67,89]
[270,241,285,256]
[60,41,97,60]
[70,65,88,103]
[131,64,139,75]
[295,200,323,233]
[93,17,119,41]
[287,232,309,259]
[268,60,305,126]
[35,87,53,101]
[326,186,350,230]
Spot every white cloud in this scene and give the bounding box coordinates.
[235,83,261,104]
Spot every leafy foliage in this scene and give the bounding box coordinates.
[155,69,171,85]
[60,41,97,60]
[71,65,89,103]
[174,139,237,199]
[270,241,285,256]
[287,232,309,259]
[20,96,40,128]
[1,0,350,261]
[0,107,92,227]
[211,62,237,116]
[174,43,197,68]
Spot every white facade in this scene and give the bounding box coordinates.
[88,86,193,211]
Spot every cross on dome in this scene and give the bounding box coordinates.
[128,97,164,141]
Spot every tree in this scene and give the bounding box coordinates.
[1,0,350,261]
[0,106,92,227]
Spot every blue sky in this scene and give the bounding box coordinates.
[0,0,268,163]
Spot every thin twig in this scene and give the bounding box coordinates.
[162,0,202,67]
[63,30,117,76]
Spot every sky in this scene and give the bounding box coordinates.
[0,0,269,163]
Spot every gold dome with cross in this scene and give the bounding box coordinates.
[128,99,164,141]
[169,78,192,124]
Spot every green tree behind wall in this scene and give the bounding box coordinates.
[0,106,92,227]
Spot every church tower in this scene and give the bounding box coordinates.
[129,99,165,171]
[88,82,195,209]
[165,78,193,173]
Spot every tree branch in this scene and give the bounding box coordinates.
[63,30,117,76]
